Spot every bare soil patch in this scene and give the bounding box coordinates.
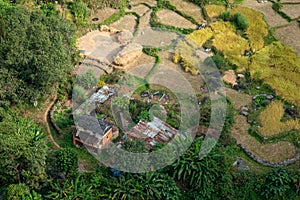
[242,0,288,27]
[138,11,151,28]
[133,28,178,47]
[156,9,197,29]
[76,30,111,56]
[274,22,300,55]
[89,8,119,24]
[225,88,252,110]
[280,0,300,3]
[126,4,150,16]
[281,4,300,19]
[232,115,296,162]
[111,14,137,33]
[158,51,204,93]
[169,0,204,23]
[131,0,157,7]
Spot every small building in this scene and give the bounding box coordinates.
[73,115,117,154]
[126,116,179,149]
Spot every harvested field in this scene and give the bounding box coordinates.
[281,4,300,19]
[159,50,204,93]
[204,5,226,19]
[274,22,300,55]
[225,88,252,110]
[131,0,157,7]
[149,60,200,95]
[169,0,204,23]
[89,8,119,24]
[123,53,156,77]
[138,11,151,28]
[242,0,288,28]
[232,115,296,162]
[76,30,111,56]
[126,4,150,16]
[111,14,137,33]
[133,28,178,47]
[281,0,300,3]
[156,9,197,29]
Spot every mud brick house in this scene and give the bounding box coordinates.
[73,115,117,154]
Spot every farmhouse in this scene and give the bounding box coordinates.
[126,116,179,149]
[73,115,118,154]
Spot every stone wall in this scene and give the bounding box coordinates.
[238,144,300,167]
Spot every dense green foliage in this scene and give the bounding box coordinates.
[0,110,48,188]
[0,1,76,106]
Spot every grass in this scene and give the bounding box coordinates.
[258,101,300,137]
[250,41,300,106]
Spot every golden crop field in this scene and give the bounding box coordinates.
[231,6,268,52]
[259,101,300,137]
[250,41,300,106]
[205,5,226,19]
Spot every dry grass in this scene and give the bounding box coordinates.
[186,27,214,46]
[232,115,296,162]
[110,14,137,33]
[225,88,252,109]
[241,0,288,28]
[231,6,268,52]
[281,4,300,19]
[204,5,226,18]
[156,9,197,29]
[169,0,204,23]
[250,41,300,106]
[259,101,300,137]
[274,22,300,55]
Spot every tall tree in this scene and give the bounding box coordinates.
[0,2,76,105]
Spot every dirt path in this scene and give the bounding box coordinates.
[44,93,61,149]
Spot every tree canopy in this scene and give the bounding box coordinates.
[0,1,76,106]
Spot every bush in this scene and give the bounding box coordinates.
[77,69,98,89]
[55,148,78,176]
[272,2,283,12]
[220,11,230,21]
[72,85,86,102]
[232,12,249,31]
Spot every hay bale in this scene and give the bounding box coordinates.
[114,43,143,66]
[223,70,237,86]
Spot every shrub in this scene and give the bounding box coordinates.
[72,85,86,102]
[55,148,78,176]
[77,69,98,89]
[220,11,230,21]
[272,2,283,12]
[232,12,249,31]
